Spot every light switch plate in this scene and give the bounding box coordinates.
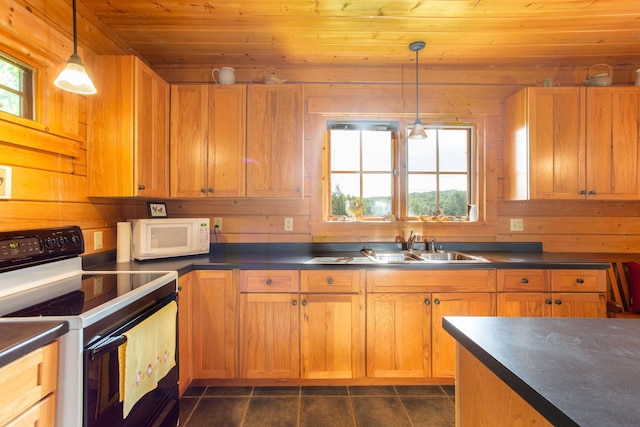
[284,217,294,232]
[510,218,524,232]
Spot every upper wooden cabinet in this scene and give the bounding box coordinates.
[246,85,304,198]
[170,85,246,198]
[503,87,640,200]
[87,55,169,197]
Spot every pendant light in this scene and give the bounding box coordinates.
[54,0,97,95]
[408,41,427,140]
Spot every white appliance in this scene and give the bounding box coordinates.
[0,226,179,427]
[129,218,210,260]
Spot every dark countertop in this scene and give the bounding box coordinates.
[443,316,640,427]
[84,242,611,273]
[0,321,69,368]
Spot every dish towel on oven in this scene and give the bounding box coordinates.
[118,300,177,418]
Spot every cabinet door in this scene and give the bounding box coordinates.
[239,293,300,378]
[191,270,236,379]
[177,272,193,396]
[135,60,170,197]
[551,293,606,318]
[497,293,552,317]
[431,292,495,378]
[503,87,585,200]
[170,85,209,197]
[586,87,640,199]
[366,293,431,378]
[208,85,246,197]
[247,85,304,198]
[300,293,364,379]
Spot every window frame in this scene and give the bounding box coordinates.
[0,53,35,120]
[326,119,477,222]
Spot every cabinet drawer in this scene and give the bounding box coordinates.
[301,270,362,293]
[0,340,58,426]
[367,269,496,293]
[551,269,605,292]
[498,269,548,292]
[240,270,299,292]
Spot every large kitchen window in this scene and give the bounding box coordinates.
[327,121,473,221]
[0,54,34,120]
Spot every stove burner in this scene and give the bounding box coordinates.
[6,290,85,316]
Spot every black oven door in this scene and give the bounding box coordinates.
[84,293,179,427]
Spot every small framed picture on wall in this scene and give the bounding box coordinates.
[0,166,12,200]
[147,202,168,218]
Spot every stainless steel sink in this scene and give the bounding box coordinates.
[360,249,489,263]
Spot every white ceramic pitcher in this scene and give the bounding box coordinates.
[212,67,235,85]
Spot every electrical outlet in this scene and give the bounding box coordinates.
[284,217,294,232]
[94,231,103,250]
[510,218,524,232]
[213,217,222,232]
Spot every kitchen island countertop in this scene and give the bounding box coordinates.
[443,316,640,427]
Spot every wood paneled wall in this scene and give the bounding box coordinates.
[2,0,640,254]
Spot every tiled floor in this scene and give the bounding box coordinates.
[179,385,455,427]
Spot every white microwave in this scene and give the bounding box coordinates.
[129,218,210,260]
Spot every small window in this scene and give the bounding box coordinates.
[329,122,397,219]
[0,54,34,119]
[407,127,472,218]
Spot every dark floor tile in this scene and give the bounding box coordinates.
[243,396,299,427]
[186,397,249,427]
[183,385,207,397]
[253,386,301,396]
[301,386,349,396]
[351,396,411,427]
[401,396,455,427]
[348,385,397,396]
[204,386,254,396]
[395,385,447,396]
[178,397,198,426]
[441,385,455,397]
[300,396,355,427]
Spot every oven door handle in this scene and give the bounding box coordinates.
[88,335,127,360]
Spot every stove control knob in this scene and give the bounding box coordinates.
[44,238,57,248]
[70,235,80,244]
[58,236,69,246]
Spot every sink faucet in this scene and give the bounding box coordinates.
[407,229,420,252]
[430,237,437,253]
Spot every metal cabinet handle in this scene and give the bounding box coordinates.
[177,285,183,291]
[301,300,307,306]
[588,190,596,195]
[266,279,272,285]
[292,300,297,306]
[434,298,440,305]
[424,298,431,305]
[327,278,334,285]
[554,299,562,305]
[200,188,207,193]
[138,184,145,190]
[576,278,584,284]
[579,190,587,195]
[208,187,214,193]
[521,278,529,284]
[545,299,552,305]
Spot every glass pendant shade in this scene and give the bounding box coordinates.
[54,54,97,95]
[408,41,426,140]
[409,118,427,139]
[54,0,96,95]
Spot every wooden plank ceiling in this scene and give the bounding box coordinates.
[80,0,640,70]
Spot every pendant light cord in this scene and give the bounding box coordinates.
[72,0,78,55]
[414,48,419,119]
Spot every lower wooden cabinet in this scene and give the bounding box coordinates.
[191,270,236,379]
[497,269,606,318]
[366,270,496,379]
[0,340,58,426]
[177,272,193,396]
[300,270,365,379]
